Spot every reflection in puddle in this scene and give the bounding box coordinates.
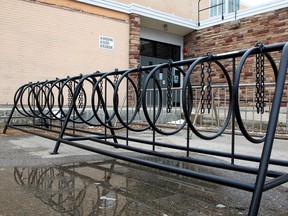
[13,158,241,215]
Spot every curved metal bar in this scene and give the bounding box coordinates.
[182,56,232,140]
[27,80,50,119]
[143,65,192,135]
[234,45,279,144]
[4,42,288,216]
[18,82,41,118]
[70,74,99,126]
[141,63,170,135]
[90,71,121,129]
[46,77,70,121]
[57,75,86,124]
[248,42,288,216]
[13,83,34,118]
[113,67,151,132]
[36,79,56,120]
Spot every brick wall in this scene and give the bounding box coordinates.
[129,13,141,69]
[127,14,141,105]
[184,7,288,85]
[184,7,288,58]
[0,0,129,105]
[184,7,288,108]
[33,0,128,21]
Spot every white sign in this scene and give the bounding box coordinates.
[99,35,114,50]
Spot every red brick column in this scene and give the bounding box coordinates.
[128,14,141,105]
[129,13,140,69]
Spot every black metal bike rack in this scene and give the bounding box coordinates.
[3,42,288,215]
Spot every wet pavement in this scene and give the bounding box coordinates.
[1,130,288,215]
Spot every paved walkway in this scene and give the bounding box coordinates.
[0,128,288,215]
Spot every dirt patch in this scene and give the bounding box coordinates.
[0,128,32,137]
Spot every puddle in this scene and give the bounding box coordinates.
[0,158,287,215]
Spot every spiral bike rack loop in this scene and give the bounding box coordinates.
[182,56,233,140]
[234,46,279,144]
[3,42,288,215]
[113,67,151,132]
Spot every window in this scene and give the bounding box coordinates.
[140,39,180,61]
[228,0,240,13]
[210,0,224,17]
[210,0,239,17]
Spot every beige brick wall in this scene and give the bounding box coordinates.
[34,0,129,21]
[0,0,129,105]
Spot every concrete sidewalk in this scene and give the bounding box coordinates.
[0,128,288,215]
[1,128,287,168]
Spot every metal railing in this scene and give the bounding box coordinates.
[141,82,288,138]
[3,42,288,215]
[198,0,224,26]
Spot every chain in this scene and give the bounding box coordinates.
[200,62,205,114]
[77,74,84,109]
[136,64,142,112]
[113,68,119,110]
[255,42,265,114]
[78,84,84,109]
[114,68,119,86]
[43,82,48,109]
[206,54,212,114]
[167,60,173,113]
[35,85,40,102]
[260,52,265,113]
[33,84,39,109]
[255,54,261,113]
[28,82,33,108]
[99,78,103,109]
[67,77,73,107]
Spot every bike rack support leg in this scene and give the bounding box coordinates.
[248,43,288,215]
[3,86,25,134]
[3,104,17,134]
[51,82,82,154]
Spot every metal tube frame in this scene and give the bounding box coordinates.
[3,42,288,215]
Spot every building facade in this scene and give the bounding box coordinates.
[0,0,287,106]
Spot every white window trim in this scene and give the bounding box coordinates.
[210,0,240,18]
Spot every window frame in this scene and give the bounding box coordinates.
[210,0,239,18]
